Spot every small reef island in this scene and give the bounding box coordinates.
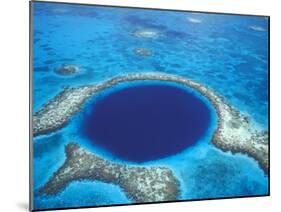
[55,64,80,76]
[34,72,268,202]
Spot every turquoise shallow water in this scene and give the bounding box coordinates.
[32,2,269,210]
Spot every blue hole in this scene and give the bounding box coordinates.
[81,83,212,162]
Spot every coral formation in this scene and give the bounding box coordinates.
[132,29,160,39]
[55,64,80,75]
[40,143,180,203]
[249,25,266,32]
[33,72,269,173]
[134,48,153,56]
[187,18,202,24]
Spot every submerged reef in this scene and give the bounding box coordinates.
[134,48,153,57]
[187,18,202,24]
[132,29,160,39]
[249,25,266,32]
[40,143,180,203]
[55,64,80,75]
[33,72,268,173]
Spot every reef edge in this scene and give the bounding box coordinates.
[33,72,269,173]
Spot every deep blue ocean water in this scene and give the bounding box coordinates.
[32,2,269,210]
[82,83,211,162]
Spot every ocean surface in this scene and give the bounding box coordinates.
[32,2,269,210]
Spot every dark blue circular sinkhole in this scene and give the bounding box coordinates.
[81,83,212,162]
